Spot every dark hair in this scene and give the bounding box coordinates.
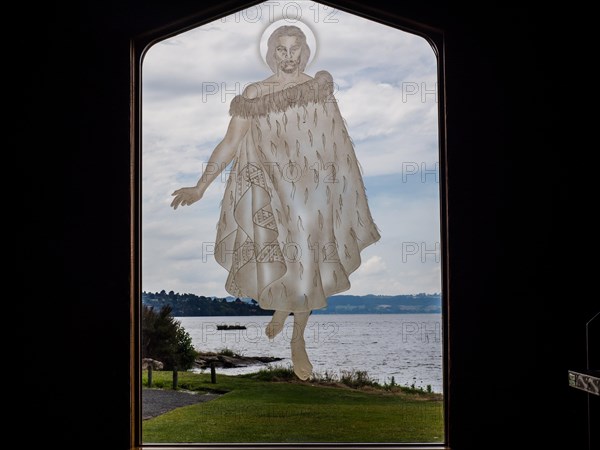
[266,25,311,73]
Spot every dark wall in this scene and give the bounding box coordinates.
[28,1,596,448]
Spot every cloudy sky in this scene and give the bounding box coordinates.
[142,1,441,297]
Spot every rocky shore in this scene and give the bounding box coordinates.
[194,351,283,369]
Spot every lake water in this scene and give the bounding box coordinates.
[178,313,443,393]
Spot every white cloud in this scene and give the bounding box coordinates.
[356,255,387,276]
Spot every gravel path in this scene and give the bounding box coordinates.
[142,388,222,420]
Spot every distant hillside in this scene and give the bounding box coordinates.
[142,291,441,316]
[312,294,441,314]
[142,291,271,317]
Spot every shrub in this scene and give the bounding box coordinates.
[339,370,378,389]
[311,370,337,384]
[142,305,197,370]
[245,365,296,381]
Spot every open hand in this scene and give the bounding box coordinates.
[171,186,203,209]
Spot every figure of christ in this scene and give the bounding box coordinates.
[171,25,380,380]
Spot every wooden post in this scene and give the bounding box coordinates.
[210,362,217,384]
[147,364,153,387]
[173,366,178,390]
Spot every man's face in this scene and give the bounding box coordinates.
[275,35,302,74]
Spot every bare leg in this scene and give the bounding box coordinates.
[290,311,313,380]
[265,310,289,339]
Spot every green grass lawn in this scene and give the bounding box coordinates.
[142,371,444,443]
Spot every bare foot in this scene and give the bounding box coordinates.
[265,310,289,339]
[291,338,313,380]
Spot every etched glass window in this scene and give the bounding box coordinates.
[141,1,444,444]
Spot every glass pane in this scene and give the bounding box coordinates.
[142,0,443,443]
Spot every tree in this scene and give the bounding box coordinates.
[141,305,197,370]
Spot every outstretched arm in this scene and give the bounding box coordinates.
[171,115,250,209]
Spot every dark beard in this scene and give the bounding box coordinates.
[279,60,299,74]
